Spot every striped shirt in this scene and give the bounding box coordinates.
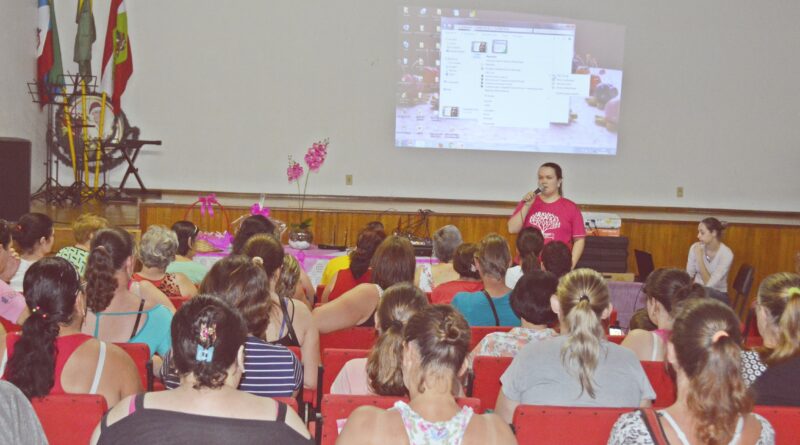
[162,336,302,397]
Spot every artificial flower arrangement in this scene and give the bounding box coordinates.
[286,138,329,232]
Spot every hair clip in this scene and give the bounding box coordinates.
[711,330,729,343]
[469,264,477,273]
[195,345,215,363]
[199,322,217,344]
[579,294,590,303]
[251,256,264,266]
[786,286,800,297]
[30,306,48,318]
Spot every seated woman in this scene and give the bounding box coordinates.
[505,226,544,289]
[243,235,318,390]
[320,221,386,287]
[415,225,463,293]
[165,220,208,285]
[313,236,416,334]
[92,295,311,445]
[132,225,198,298]
[331,283,428,395]
[452,234,519,327]
[162,255,303,396]
[321,227,386,303]
[743,272,800,405]
[1,257,141,406]
[9,213,54,292]
[686,217,734,303]
[82,228,174,363]
[495,269,655,422]
[470,270,558,364]
[540,240,572,278]
[232,215,315,304]
[431,243,483,305]
[338,305,516,445]
[609,298,774,444]
[621,268,705,361]
[56,213,108,276]
[0,220,27,326]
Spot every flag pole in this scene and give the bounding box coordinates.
[80,79,90,192]
[63,99,79,183]
[95,92,107,192]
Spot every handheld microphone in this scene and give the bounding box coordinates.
[533,188,541,195]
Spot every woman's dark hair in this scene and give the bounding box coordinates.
[5,257,81,399]
[628,308,657,331]
[11,213,53,253]
[517,227,544,275]
[199,255,271,337]
[232,215,276,255]
[241,234,285,280]
[540,162,564,195]
[432,225,462,263]
[171,220,199,256]
[349,228,386,280]
[701,217,726,240]
[171,295,248,390]
[0,219,11,248]
[511,270,558,325]
[85,227,134,313]
[367,283,428,396]
[452,243,480,280]
[541,241,572,278]
[670,298,752,445]
[371,236,416,290]
[404,304,471,394]
[643,268,706,314]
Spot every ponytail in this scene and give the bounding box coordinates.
[671,298,752,445]
[5,258,80,399]
[767,288,800,365]
[756,273,800,366]
[520,252,541,276]
[557,269,609,398]
[85,246,118,312]
[350,229,386,280]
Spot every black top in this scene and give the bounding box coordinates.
[269,297,301,348]
[752,355,800,407]
[98,394,312,445]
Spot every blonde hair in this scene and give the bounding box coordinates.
[276,254,301,301]
[72,213,109,244]
[757,272,800,365]
[557,268,609,398]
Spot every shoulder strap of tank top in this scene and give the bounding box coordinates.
[481,290,501,326]
[279,297,299,344]
[89,341,107,394]
[639,408,670,445]
[651,331,661,361]
[276,401,287,422]
[0,346,6,376]
[129,299,146,340]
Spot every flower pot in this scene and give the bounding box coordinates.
[288,227,314,250]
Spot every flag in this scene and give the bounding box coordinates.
[74,0,96,77]
[36,0,64,105]
[101,0,133,114]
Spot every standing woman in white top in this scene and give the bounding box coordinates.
[9,213,54,292]
[686,217,734,302]
[609,298,774,445]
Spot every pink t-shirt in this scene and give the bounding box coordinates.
[0,280,26,325]
[513,196,586,246]
[330,358,372,395]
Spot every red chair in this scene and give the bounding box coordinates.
[513,405,633,445]
[469,326,513,351]
[316,284,326,303]
[114,342,152,391]
[640,361,676,408]
[273,396,300,414]
[608,335,625,344]
[1,317,21,333]
[169,296,190,310]
[319,394,482,445]
[321,349,370,396]
[753,405,800,445]
[745,336,764,348]
[31,394,108,445]
[319,327,377,351]
[469,356,512,410]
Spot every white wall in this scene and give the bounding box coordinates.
[0,0,48,191]
[13,1,800,211]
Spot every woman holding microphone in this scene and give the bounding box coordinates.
[508,162,586,268]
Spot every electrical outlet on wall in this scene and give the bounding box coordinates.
[677,186,684,198]
[345,174,353,186]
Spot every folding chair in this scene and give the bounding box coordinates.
[513,405,633,445]
[31,394,108,445]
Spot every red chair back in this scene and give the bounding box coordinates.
[470,355,513,410]
[319,327,377,351]
[169,296,190,310]
[640,361,676,408]
[608,335,625,344]
[114,342,152,391]
[321,348,370,395]
[1,317,21,333]
[31,394,108,445]
[319,394,482,445]
[316,284,326,302]
[273,396,300,414]
[513,405,633,445]
[753,405,800,445]
[745,336,764,348]
[469,326,513,351]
